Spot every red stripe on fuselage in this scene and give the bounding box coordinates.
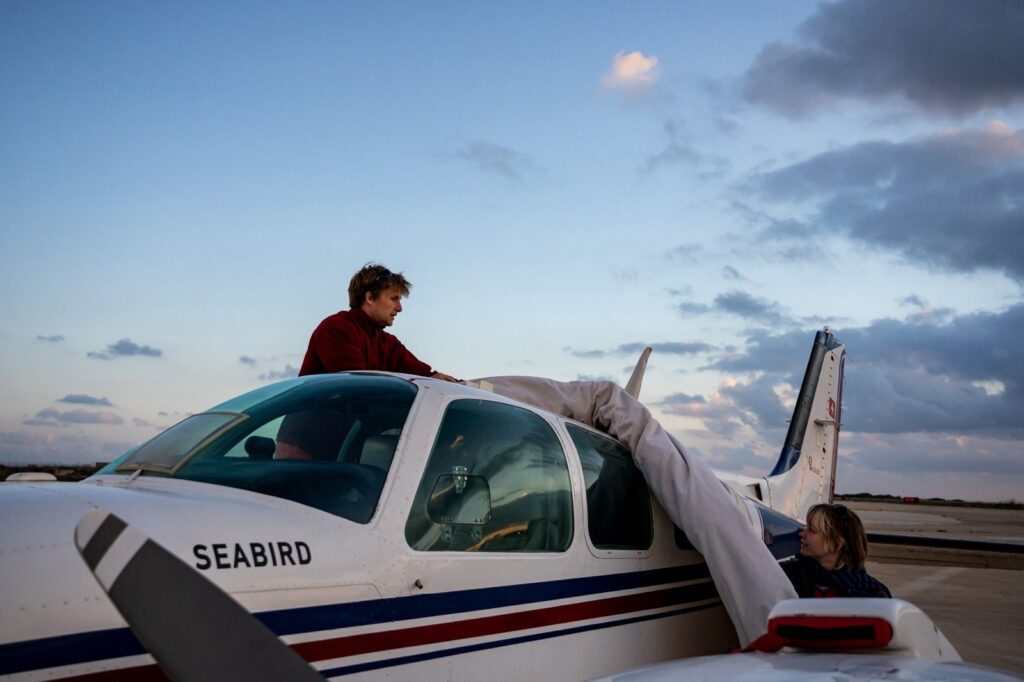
[294,583,712,663]
[58,581,716,680]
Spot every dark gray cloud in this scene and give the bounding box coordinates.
[899,295,927,308]
[661,392,706,406]
[678,306,1024,486]
[88,337,163,360]
[239,355,256,366]
[36,334,64,342]
[709,303,1024,436]
[448,141,537,182]
[659,390,752,440]
[567,341,713,359]
[58,394,113,406]
[27,408,125,426]
[743,0,1024,117]
[678,290,799,327]
[258,364,299,382]
[722,265,746,281]
[750,125,1024,282]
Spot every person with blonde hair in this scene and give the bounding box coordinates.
[782,503,891,598]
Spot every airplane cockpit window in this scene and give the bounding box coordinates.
[405,399,573,552]
[567,424,653,551]
[99,375,417,524]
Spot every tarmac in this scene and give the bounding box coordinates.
[848,501,1024,676]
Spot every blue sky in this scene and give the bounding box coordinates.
[2,0,1023,501]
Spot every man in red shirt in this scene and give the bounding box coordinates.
[299,264,458,381]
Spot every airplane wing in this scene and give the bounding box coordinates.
[868,533,1024,570]
[73,508,323,682]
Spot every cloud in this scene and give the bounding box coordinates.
[448,141,537,182]
[566,341,713,359]
[258,364,299,382]
[710,304,1024,437]
[576,374,616,382]
[36,334,64,342]
[640,141,703,176]
[662,373,791,440]
[899,295,927,308]
[671,306,1024,493]
[87,338,163,360]
[601,50,659,90]
[639,120,704,176]
[722,266,746,281]
[665,243,704,264]
[742,0,1024,117]
[58,394,113,406]
[678,290,800,327]
[749,124,1024,281]
[239,355,257,366]
[661,392,707,406]
[26,408,125,426]
[0,431,134,465]
[844,432,1024,476]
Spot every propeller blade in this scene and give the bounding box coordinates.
[74,508,323,682]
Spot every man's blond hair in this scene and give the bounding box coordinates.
[348,264,411,308]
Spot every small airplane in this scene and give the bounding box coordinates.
[0,329,1018,680]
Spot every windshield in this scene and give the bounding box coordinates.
[99,374,418,523]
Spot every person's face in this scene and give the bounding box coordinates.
[799,517,840,565]
[363,287,404,326]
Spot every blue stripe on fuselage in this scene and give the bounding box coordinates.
[0,563,712,676]
[320,602,722,678]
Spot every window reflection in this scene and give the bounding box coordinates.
[568,424,653,551]
[406,399,573,552]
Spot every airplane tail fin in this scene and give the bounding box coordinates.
[762,328,845,523]
[625,347,653,399]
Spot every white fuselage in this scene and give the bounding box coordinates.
[0,379,738,680]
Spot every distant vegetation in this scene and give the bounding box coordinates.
[837,492,1023,511]
[1,463,104,482]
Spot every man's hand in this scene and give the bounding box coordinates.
[430,371,460,383]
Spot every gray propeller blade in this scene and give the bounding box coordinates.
[74,508,323,682]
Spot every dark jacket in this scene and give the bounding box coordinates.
[299,308,432,377]
[781,554,892,598]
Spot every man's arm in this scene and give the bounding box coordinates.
[387,335,459,381]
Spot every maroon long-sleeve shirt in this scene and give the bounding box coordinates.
[298,308,433,377]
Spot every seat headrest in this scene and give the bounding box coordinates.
[361,434,399,471]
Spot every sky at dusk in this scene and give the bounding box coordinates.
[2,1,1023,501]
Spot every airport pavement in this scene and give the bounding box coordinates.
[848,501,1024,676]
